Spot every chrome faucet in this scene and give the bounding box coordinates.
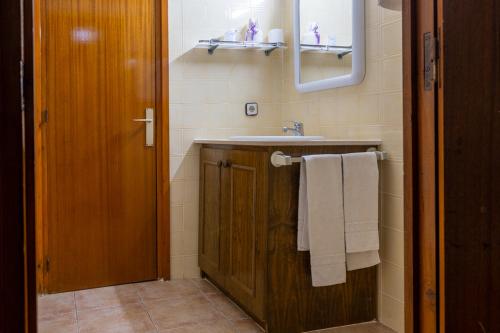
[283,121,304,136]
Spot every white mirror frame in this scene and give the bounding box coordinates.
[293,0,366,93]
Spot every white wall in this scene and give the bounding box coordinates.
[169,1,404,331]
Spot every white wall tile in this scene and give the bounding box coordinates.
[169,1,404,330]
[382,20,403,58]
[381,295,405,332]
[382,261,404,301]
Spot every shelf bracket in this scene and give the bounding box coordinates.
[337,50,352,60]
[264,47,278,56]
[208,44,219,55]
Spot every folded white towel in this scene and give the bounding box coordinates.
[342,152,380,271]
[298,155,346,287]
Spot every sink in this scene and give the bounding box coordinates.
[229,136,325,142]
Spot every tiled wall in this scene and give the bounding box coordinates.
[168,0,285,280]
[169,1,404,331]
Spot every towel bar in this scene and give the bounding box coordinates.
[270,148,388,167]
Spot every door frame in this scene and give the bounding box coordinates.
[403,0,439,332]
[0,0,36,330]
[33,0,170,293]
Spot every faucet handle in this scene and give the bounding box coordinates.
[283,120,305,136]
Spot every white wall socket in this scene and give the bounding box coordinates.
[245,103,258,116]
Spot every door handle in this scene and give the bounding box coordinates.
[133,108,154,147]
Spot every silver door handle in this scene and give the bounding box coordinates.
[133,108,154,147]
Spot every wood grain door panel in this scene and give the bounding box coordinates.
[227,164,257,296]
[222,149,268,322]
[199,148,225,286]
[45,0,157,292]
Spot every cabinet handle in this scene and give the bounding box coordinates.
[217,160,223,168]
[222,160,232,168]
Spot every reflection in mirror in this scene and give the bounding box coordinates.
[294,0,365,93]
[300,0,353,83]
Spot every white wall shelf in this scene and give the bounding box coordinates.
[196,39,287,56]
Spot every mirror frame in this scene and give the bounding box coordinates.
[293,0,365,93]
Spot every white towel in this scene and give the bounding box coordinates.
[298,155,346,286]
[378,0,402,11]
[342,152,380,271]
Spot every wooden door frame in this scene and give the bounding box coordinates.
[33,0,170,293]
[0,0,37,330]
[403,0,439,332]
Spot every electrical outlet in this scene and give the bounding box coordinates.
[245,103,258,116]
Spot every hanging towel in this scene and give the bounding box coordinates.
[342,152,380,271]
[378,0,402,11]
[298,155,346,287]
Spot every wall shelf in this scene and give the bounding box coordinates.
[196,39,287,56]
[300,44,353,59]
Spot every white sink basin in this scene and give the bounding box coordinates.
[229,136,325,142]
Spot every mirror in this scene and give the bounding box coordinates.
[293,0,365,93]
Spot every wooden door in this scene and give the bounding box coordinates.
[222,149,268,321]
[45,0,157,292]
[439,0,500,331]
[199,148,226,287]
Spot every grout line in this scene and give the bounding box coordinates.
[138,284,160,333]
[380,291,405,305]
[380,258,404,269]
[73,292,80,333]
[379,224,404,233]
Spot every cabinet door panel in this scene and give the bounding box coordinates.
[222,150,268,321]
[229,164,256,293]
[199,148,225,286]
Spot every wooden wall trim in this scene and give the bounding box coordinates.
[437,1,444,332]
[34,0,47,294]
[404,0,439,332]
[0,0,36,331]
[416,0,438,330]
[23,0,38,328]
[403,0,417,331]
[0,1,27,330]
[155,0,170,280]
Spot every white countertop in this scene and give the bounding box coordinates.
[193,138,383,147]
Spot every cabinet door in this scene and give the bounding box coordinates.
[221,149,268,321]
[199,148,225,287]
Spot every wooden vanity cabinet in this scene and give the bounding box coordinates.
[199,147,268,321]
[199,144,378,333]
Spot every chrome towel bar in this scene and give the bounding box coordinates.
[270,148,388,168]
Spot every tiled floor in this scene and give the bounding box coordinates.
[38,279,395,333]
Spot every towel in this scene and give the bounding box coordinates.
[298,155,346,286]
[342,152,380,271]
[378,0,402,11]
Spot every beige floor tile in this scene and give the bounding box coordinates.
[37,292,76,321]
[75,283,141,311]
[159,319,234,333]
[137,279,201,301]
[206,293,248,320]
[144,294,224,330]
[78,303,156,333]
[191,278,221,295]
[227,318,265,333]
[37,314,78,333]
